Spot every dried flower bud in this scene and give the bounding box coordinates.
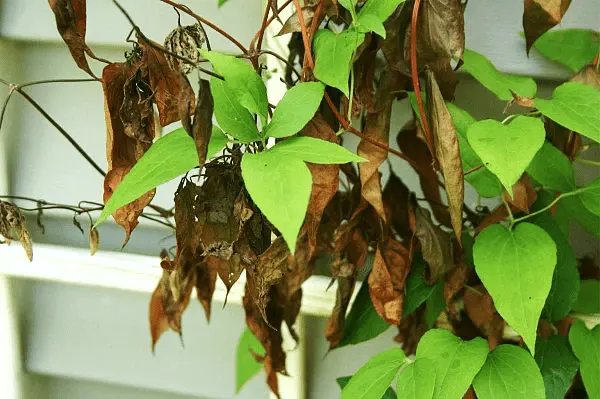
[89,227,99,256]
[164,23,206,74]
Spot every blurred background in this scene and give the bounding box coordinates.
[0,0,598,398]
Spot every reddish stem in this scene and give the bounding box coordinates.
[293,0,315,78]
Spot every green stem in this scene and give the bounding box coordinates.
[510,188,587,227]
[502,195,514,224]
[575,157,600,167]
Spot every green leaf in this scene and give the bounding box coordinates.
[95,128,226,226]
[557,194,600,238]
[356,14,386,38]
[357,0,406,23]
[217,0,229,6]
[200,50,268,121]
[569,321,600,399]
[341,348,407,399]
[210,77,261,143]
[535,336,580,399]
[236,328,264,393]
[532,29,599,72]
[337,376,397,399]
[461,49,537,100]
[313,28,365,96]
[580,177,600,215]
[403,256,437,317]
[532,214,580,323]
[473,222,557,356]
[535,82,600,143]
[527,141,576,193]
[473,345,545,399]
[337,278,390,348]
[416,329,489,399]
[447,103,502,198]
[270,136,365,164]
[241,150,311,253]
[466,116,546,197]
[264,82,325,138]
[395,359,436,399]
[572,280,600,314]
[424,280,445,328]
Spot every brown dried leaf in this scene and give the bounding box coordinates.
[571,64,600,89]
[120,69,155,144]
[463,284,494,329]
[488,313,505,350]
[196,260,217,320]
[409,199,454,284]
[397,122,452,227]
[149,265,195,351]
[426,69,464,241]
[0,201,33,261]
[138,38,195,126]
[503,174,537,214]
[404,0,465,63]
[474,205,509,236]
[368,238,411,325]
[444,261,468,312]
[523,0,572,53]
[89,227,99,256]
[383,172,412,242]
[48,0,96,78]
[192,79,214,169]
[301,114,340,256]
[276,6,315,36]
[394,307,428,356]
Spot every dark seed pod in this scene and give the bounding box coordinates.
[164,23,206,74]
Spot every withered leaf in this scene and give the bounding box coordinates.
[192,79,214,169]
[368,238,411,325]
[444,261,468,313]
[383,172,412,242]
[409,199,454,284]
[48,0,96,78]
[463,284,494,329]
[102,63,156,244]
[138,37,195,126]
[149,265,195,352]
[120,68,155,144]
[358,109,391,221]
[89,227,99,256]
[394,307,429,356]
[301,114,340,256]
[404,0,465,64]
[426,69,464,241]
[571,64,600,89]
[474,205,509,236]
[523,0,572,53]
[196,260,217,320]
[276,6,315,36]
[397,121,452,228]
[502,174,537,214]
[0,201,33,261]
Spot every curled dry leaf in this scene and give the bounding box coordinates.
[571,64,600,90]
[48,0,96,78]
[444,261,469,314]
[138,37,195,126]
[394,306,429,356]
[196,260,217,320]
[397,121,452,228]
[368,238,412,325]
[276,6,315,36]
[102,62,156,244]
[0,201,33,261]
[426,69,464,241]
[523,0,572,53]
[409,198,454,284]
[502,174,537,214]
[164,23,206,74]
[474,205,509,236]
[191,79,214,169]
[383,171,412,242]
[301,114,340,256]
[463,283,504,347]
[89,227,99,256]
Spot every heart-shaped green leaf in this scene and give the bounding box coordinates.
[531,29,599,72]
[569,321,600,399]
[467,116,545,197]
[527,141,576,193]
[580,177,600,215]
[341,348,407,399]
[313,28,365,96]
[264,82,325,138]
[473,222,557,355]
[535,336,580,399]
[535,82,600,143]
[336,377,396,399]
[357,0,406,22]
[95,127,227,227]
[473,345,545,399]
[461,49,537,100]
[270,136,365,164]
[241,150,312,253]
[356,14,386,38]
[396,358,436,399]
[416,329,489,399]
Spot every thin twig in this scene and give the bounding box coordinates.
[293,0,315,78]
[256,50,302,79]
[464,164,484,175]
[20,78,99,88]
[255,0,273,52]
[158,0,249,54]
